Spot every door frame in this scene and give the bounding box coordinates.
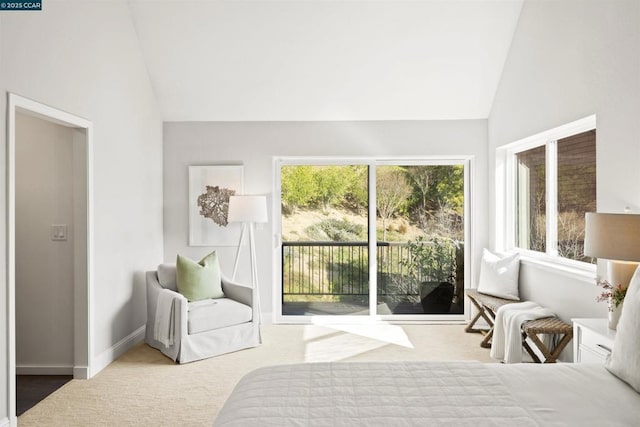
[6,93,94,422]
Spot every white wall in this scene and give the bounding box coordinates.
[163,120,489,321]
[0,1,163,422]
[15,114,75,372]
[488,0,640,323]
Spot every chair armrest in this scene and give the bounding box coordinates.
[221,276,253,307]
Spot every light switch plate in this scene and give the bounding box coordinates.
[51,224,68,241]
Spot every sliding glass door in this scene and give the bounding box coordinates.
[281,164,370,315]
[375,164,464,315]
[277,159,467,320]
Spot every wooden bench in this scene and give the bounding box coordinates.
[521,317,573,363]
[465,289,573,362]
[464,289,518,348]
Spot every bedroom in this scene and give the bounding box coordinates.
[0,0,639,425]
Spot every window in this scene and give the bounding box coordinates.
[506,116,596,264]
[516,144,546,253]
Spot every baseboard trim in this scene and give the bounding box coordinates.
[0,416,11,427]
[92,325,145,376]
[16,365,74,375]
[73,365,90,379]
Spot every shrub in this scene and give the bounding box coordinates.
[305,219,365,242]
[401,236,457,283]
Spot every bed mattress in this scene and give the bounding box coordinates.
[214,361,640,426]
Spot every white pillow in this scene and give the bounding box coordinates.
[606,265,640,392]
[476,249,520,300]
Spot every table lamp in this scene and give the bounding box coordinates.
[584,212,640,288]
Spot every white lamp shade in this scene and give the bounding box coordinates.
[584,213,640,261]
[228,195,268,223]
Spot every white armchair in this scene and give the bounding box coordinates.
[145,263,261,363]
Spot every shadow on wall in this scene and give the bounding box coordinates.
[109,271,147,356]
[133,271,147,329]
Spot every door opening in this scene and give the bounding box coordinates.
[7,93,93,422]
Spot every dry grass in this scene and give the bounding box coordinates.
[282,207,424,242]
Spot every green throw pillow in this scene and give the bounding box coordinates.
[176,252,224,301]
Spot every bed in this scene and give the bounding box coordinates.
[213,361,640,426]
[215,268,640,426]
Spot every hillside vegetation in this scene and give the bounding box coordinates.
[281,165,464,243]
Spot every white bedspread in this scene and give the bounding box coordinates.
[214,361,540,426]
[215,361,640,427]
[490,362,640,426]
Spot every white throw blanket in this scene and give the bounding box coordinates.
[154,289,177,347]
[490,301,555,363]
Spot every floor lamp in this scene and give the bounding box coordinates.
[228,195,268,322]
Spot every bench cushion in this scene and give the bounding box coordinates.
[187,298,252,334]
[477,249,520,300]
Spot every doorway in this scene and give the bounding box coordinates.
[7,93,93,421]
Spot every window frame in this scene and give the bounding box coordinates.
[500,115,597,273]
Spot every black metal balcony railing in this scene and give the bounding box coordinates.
[282,241,425,299]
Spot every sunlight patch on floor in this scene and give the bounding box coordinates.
[302,323,414,362]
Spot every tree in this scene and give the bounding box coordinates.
[376,166,411,241]
[281,165,368,213]
[344,165,368,213]
[405,166,431,211]
[314,166,353,211]
[405,166,433,229]
[281,166,316,212]
[405,165,465,234]
[426,165,464,216]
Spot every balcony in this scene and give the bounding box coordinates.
[282,241,464,316]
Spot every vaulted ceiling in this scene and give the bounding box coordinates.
[129,0,523,121]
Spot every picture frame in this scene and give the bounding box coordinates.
[188,165,244,246]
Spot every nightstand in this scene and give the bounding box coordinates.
[572,318,616,364]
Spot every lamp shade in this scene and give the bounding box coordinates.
[584,213,640,261]
[228,195,268,224]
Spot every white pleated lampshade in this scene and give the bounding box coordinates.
[228,195,268,224]
[584,213,640,261]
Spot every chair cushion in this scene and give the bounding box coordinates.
[157,263,178,291]
[187,298,252,335]
[176,252,224,301]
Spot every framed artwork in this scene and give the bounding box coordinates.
[188,165,244,246]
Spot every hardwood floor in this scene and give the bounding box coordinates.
[16,375,72,416]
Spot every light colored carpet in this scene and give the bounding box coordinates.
[18,324,494,426]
